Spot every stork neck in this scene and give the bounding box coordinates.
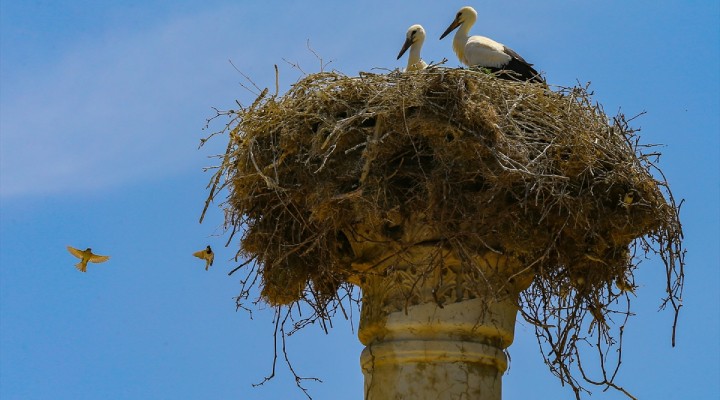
[453,28,469,65]
[408,43,423,68]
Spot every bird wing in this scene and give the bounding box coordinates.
[67,246,85,260]
[464,36,511,68]
[88,254,110,263]
[501,45,531,64]
[193,250,208,259]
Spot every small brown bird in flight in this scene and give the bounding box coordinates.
[67,246,110,272]
[615,276,636,294]
[193,245,214,270]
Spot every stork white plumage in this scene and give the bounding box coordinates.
[440,6,543,83]
[397,24,428,71]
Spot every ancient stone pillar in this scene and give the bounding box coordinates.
[353,243,531,400]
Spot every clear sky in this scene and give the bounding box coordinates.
[1,1,718,399]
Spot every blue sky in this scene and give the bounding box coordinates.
[1,1,718,399]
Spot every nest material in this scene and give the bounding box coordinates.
[203,67,684,398]
[212,68,678,303]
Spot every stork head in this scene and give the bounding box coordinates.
[397,24,426,60]
[440,6,477,40]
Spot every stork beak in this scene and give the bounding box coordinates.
[440,16,462,40]
[397,36,413,60]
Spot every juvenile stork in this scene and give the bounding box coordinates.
[440,6,543,83]
[397,24,428,71]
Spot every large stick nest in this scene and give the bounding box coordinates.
[202,67,684,398]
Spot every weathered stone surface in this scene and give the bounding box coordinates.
[356,245,530,400]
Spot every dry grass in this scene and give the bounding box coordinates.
[201,67,684,399]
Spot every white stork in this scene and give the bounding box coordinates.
[397,24,428,71]
[440,6,543,83]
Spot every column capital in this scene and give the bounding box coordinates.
[355,244,531,400]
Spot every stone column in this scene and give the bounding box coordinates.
[353,244,531,400]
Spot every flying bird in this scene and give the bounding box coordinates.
[397,24,428,71]
[67,246,110,272]
[616,276,636,294]
[440,6,543,83]
[193,245,214,271]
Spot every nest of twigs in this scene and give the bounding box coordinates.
[201,67,684,399]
